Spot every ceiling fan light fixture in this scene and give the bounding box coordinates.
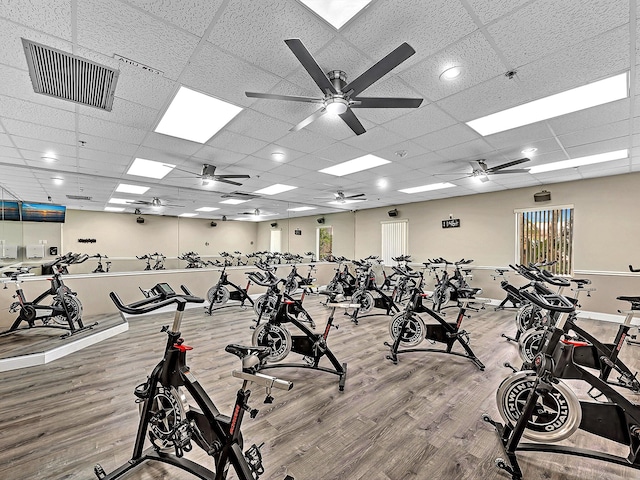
[325,97,349,115]
[41,152,57,162]
[151,198,162,207]
[522,147,537,155]
[439,65,462,81]
[51,177,64,185]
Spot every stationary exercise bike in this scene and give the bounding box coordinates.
[95,283,294,480]
[483,286,640,479]
[349,259,400,324]
[283,264,317,295]
[250,275,348,390]
[1,265,95,338]
[91,253,111,273]
[384,267,487,370]
[205,265,255,315]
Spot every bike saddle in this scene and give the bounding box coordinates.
[617,296,640,310]
[571,278,591,286]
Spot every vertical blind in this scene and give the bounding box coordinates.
[381,220,407,266]
[518,208,573,274]
[270,229,281,253]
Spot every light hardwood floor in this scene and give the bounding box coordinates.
[0,295,638,480]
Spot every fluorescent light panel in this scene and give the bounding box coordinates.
[399,182,456,194]
[179,213,198,217]
[155,86,243,143]
[108,198,134,204]
[220,199,249,205]
[116,184,149,195]
[127,158,175,179]
[287,206,316,212]
[299,0,371,29]
[254,184,297,195]
[319,154,390,176]
[466,72,629,136]
[528,149,628,174]
[104,207,125,212]
[195,207,220,212]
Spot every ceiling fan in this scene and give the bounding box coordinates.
[442,158,531,182]
[315,190,367,203]
[174,164,250,186]
[238,208,276,216]
[130,197,185,208]
[245,39,423,136]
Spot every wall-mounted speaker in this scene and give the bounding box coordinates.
[317,217,325,224]
[210,221,217,227]
[222,215,227,221]
[534,190,551,202]
[388,208,398,217]
[270,222,278,228]
[294,229,302,236]
[136,216,145,224]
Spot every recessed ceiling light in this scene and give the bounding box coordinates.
[116,184,149,195]
[377,179,388,188]
[399,182,456,194]
[42,152,57,162]
[528,149,628,174]
[271,152,286,161]
[108,198,134,204]
[439,65,462,80]
[287,206,317,212]
[466,72,629,136]
[299,0,371,29]
[104,207,125,212]
[220,198,249,205]
[155,86,243,143]
[51,177,64,185]
[254,184,298,195]
[319,154,390,176]
[195,207,220,212]
[127,158,175,179]
[522,148,537,155]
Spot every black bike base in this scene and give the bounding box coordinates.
[206,301,251,315]
[258,362,347,391]
[95,447,216,480]
[0,321,98,339]
[384,342,485,370]
[482,415,640,480]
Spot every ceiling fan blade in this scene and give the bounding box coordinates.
[486,157,530,172]
[344,193,366,199]
[213,178,243,186]
[342,43,416,97]
[339,108,366,135]
[350,97,423,108]
[290,107,327,132]
[245,92,324,103]
[488,169,530,175]
[215,174,251,179]
[284,39,337,94]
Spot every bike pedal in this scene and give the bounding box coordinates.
[94,464,106,479]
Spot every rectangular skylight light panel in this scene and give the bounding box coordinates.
[195,207,220,212]
[319,154,390,176]
[299,0,371,29]
[116,183,149,194]
[155,86,243,143]
[220,199,249,205]
[466,72,629,136]
[179,213,198,217]
[104,207,125,212]
[254,184,298,195]
[287,206,317,212]
[127,158,175,179]
[528,149,628,174]
[108,198,134,204]
[328,199,365,205]
[399,182,456,194]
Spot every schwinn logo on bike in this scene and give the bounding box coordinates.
[506,379,569,432]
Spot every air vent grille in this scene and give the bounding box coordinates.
[22,38,119,111]
[66,195,93,201]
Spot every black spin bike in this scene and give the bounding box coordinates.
[95,283,294,480]
[206,264,255,315]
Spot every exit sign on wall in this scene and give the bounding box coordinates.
[442,218,461,228]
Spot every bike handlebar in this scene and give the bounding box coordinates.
[110,285,204,315]
[519,286,575,313]
[630,264,640,273]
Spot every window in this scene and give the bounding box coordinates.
[270,229,281,253]
[381,220,407,266]
[517,207,574,274]
[316,226,333,261]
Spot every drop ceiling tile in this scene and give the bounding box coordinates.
[342,0,476,70]
[414,124,479,152]
[77,0,199,80]
[226,109,291,143]
[374,139,430,164]
[77,97,160,130]
[286,154,335,172]
[208,0,334,76]
[0,0,72,39]
[234,155,282,173]
[576,158,631,174]
[275,129,337,154]
[0,95,75,131]
[556,119,630,150]
[207,131,268,156]
[76,133,139,157]
[313,142,367,163]
[436,74,526,122]
[247,78,323,127]
[0,18,72,71]
[342,126,405,151]
[530,170,583,184]
[125,0,224,36]
[580,165,630,180]
[0,65,76,112]
[142,132,202,157]
[466,0,530,24]
[402,31,506,102]
[0,145,21,159]
[488,0,627,67]
[78,115,147,145]
[399,151,447,170]
[191,145,247,165]
[266,163,312,179]
[517,26,629,101]
[384,104,457,139]
[3,119,76,146]
[251,144,306,163]
[565,137,629,159]
[483,123,556,151]
[78,149,131,169]
[109,61,178,110]
[0,133,12,146]
[434,138,495,162]
[548,98,630,136]
[12,138,77,157]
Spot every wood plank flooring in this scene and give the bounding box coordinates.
[0,295,639,480]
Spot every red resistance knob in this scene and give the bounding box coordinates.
[173,343,194,352]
